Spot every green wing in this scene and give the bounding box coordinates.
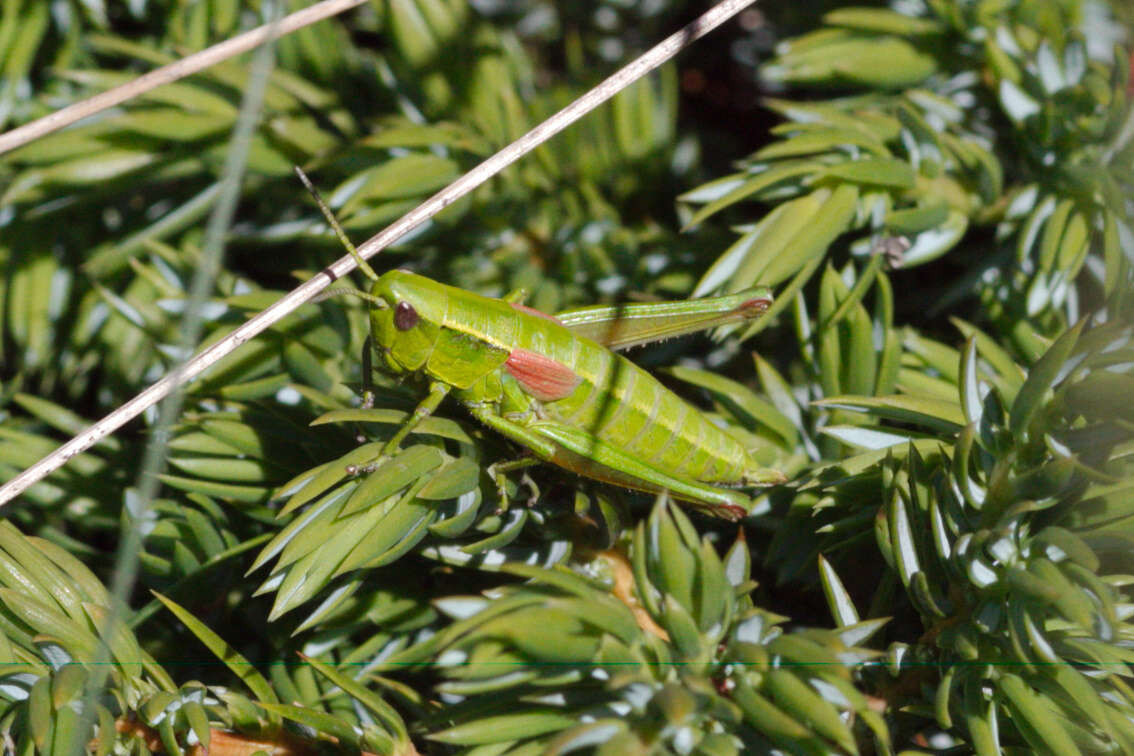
[555,287,773,350]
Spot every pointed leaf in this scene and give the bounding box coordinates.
[814,395,965,433]
[429,710,577,745]
[1009,320,1085,436]
[817,555,859,627]
[151,593,279,715]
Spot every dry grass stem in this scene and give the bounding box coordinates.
[0,0,367,155]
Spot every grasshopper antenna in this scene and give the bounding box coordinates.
[294,166,380,283]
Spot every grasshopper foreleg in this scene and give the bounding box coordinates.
[359,335,377,410]
[347,381,451,476]
[380,381,451,455]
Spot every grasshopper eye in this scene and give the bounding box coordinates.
[394,301,419,331]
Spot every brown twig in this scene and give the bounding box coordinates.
[112,717,420,756]
[595,548,671,642]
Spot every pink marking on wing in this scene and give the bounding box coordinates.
[510,302,563,325]
[505,348,582,401]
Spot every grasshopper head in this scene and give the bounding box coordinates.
[369,270,448,372]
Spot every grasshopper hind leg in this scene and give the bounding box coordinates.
[742,467,788,486]
[468,407,751,521]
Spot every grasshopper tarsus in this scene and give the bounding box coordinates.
[345,455,388,477]
[721,504,748,522]
[520,473,541,508]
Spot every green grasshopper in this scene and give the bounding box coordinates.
[306,182,783,521]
